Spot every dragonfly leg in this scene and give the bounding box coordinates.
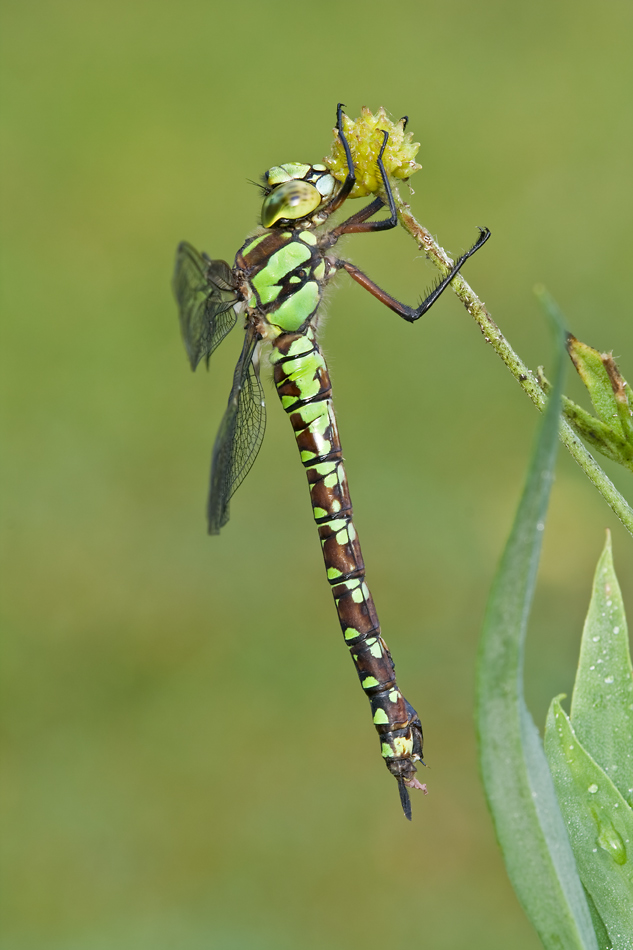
[323,196,386,246]
[335,129,398,235]
[324,130,399,243]
[319,104,357,215]
[335,226,491,321]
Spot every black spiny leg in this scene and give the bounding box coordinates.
[319,104,357,216]
[319,105,490,320]
[336,227,491,323]
[325,129,398,244]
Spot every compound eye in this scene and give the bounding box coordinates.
[265,163,311,186]
[261,180,322,228]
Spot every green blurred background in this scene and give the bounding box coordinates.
[2,1,632,947]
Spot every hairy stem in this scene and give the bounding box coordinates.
[393,191,633,538]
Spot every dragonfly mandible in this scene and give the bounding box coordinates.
[172,104,490,819]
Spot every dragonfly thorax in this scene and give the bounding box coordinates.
[261,162,337,228]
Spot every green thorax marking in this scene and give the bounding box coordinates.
[239,230,325,333]
[252,242,311,305]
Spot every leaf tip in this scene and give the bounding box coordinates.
[598,528,614,575]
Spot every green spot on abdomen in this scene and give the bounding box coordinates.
[327,519,347,532]
[373,708,389,725]
[362,676,379,690]
[314,461,336,477]
[342,578,361,592]
[296,400,325,425]
[279,350,326,401]
[284,336,314,359]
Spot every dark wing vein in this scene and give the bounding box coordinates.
[172,241,238,370]
[207,328,266,534]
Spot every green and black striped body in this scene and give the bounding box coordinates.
[174,117,489,817]
[235,228,425,795]
[270,329,424,790]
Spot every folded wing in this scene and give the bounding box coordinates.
[207,327,266,534]
[173,241,238,370]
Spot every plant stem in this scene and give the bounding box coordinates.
[394,191,633,538]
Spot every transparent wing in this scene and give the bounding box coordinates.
[172,241,239,370]
[207,327,266,534]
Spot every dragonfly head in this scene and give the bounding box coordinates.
[260,163,337,228]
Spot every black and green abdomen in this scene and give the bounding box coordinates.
[269,329,424,805]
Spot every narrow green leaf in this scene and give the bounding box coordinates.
[583,886,613,950]
[560,396,633,470]
[545,698,633,949]
[566,335,624,437]
[623,379,633,444]
[601,353,633,446]
[477,307,598,949]
[536,365,633,470]
[570,532,633,805]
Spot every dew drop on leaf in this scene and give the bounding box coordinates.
[597,819,627,866]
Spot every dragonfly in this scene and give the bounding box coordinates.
[173,104,490,819]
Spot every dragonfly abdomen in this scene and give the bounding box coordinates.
[270,328,425,817]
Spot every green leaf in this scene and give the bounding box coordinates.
[560,396,633,471]
[622,379,633,444]
[570,533,633,805]
[476,306,598,948]
[545,698,633,949]
[566,335,624,437]
[535,288,633,473]
[583,886,613,950]
[543,535,633,948]
[536,365,633,471]
[601,353,633,446]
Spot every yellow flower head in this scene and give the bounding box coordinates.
[324,106,422,199]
